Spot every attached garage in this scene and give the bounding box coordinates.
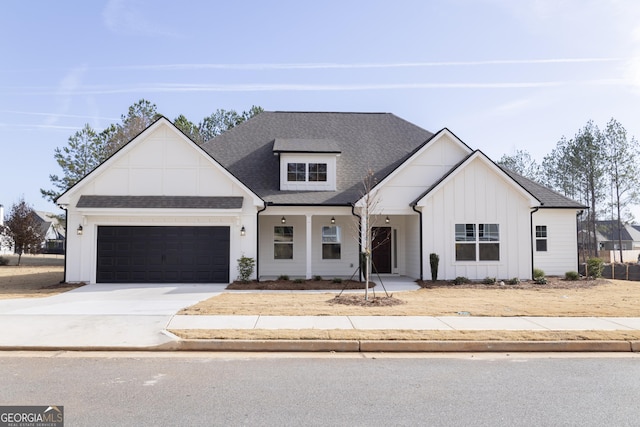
[96,226,230,283]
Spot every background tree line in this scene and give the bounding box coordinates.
[41,99,263,203]
[497,119,640,260]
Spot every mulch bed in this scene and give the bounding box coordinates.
[328,295,406,307]
[226,279,377,291]
[417,278,608,290]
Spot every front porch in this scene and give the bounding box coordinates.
[256,207,421,280]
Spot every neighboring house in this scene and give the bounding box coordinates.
[56,112,585,284]
[0,208,65,255]
[594,220,640,251]
[33,211,66,254]
[0,205,14,255]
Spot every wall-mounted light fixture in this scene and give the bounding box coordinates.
[385,216,390,224]
[240,226,246,236]
[330,216,336,224]
[281,216,286,224]
[77,225,83,235]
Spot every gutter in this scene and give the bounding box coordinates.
[411,204,424,281]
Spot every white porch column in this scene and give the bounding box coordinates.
[306,214,312,279]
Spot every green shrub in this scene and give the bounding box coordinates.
[565,271,580,281]
[0,256,9,266]
[586,258,604,279]
[429,253,439,282]
[236,256,255,283]
[277,274,290,281]
[453,276,469,285]
[293,278,304,284]
[482,276,496,285]
[508,277,520,285]
[332,277,343,283]
[533,268,545,279]
[313,275,323,281]
[533,268,546,284]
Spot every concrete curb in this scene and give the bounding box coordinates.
[0,340,637,353]
[172,339,637,353]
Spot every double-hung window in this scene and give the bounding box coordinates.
[455,223,500,261]
[287,163,306,182]
[308,163,327,182]
[322,226,341,259]
[274,226,293,259]
[286,162,327,182]
[536,225,547,251]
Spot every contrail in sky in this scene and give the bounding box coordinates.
[96,57,623,71]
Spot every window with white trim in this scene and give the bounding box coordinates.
[322,226,341,259]
[274,226,293,259]
[287,163,306,182]
[286,162,328,182]
[455,223,500,261]
[536,225,547,252]
[309,163,327,182]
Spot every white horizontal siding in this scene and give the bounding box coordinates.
[533,209,580,276]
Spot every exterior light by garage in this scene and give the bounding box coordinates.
[281,216,286,224]
[240,226,246,236]
[385,216,390,224]
[77,225,83,235]
[331,216,336,224]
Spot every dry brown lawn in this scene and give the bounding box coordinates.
[0,254,82,298]
[179,279,640,317]
[173,278,640,341]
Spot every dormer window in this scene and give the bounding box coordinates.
[287,162,328,183]
[309,163,327,182]
[287,163,306,181]
[274,138,340,191]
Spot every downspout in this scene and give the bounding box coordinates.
[412,204,424,281]
[59,205,68,284]
[577,210,584,272]
[256,203,267,282]
[351,203,363,282]
[530,207,540,280]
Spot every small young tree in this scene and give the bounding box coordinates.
[237,255,255,283]
[353,169,387,300]
[4,198,42,265]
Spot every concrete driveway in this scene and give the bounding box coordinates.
[0,283,225,349]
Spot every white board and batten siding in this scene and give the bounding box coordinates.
[59,120,261,284]
[418,157,534,281]
[532,209,579,276]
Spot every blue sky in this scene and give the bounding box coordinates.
[2,0,640,216]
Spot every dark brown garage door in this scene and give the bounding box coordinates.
[96,226,229,283]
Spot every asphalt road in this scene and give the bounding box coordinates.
[1,352,639,426]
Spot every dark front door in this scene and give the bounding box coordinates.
[371,227,392,274]
[96,226,229,283]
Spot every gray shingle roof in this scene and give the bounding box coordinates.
[77,196,244,209]
[596,220,634,241]
[501,169,587,209]
[201,112,434,205]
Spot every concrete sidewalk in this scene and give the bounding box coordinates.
[167,315,640,332]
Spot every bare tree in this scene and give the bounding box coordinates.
[603,119,640,262]
[353,169,389,300]
[497,149,542,181]
[4,198,42,265]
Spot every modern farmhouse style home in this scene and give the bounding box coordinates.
[56,112,585,284]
